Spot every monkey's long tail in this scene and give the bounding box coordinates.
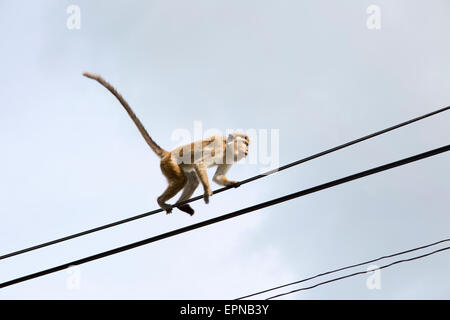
[83,72,168,159]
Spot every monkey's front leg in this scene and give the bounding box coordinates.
[213,164,240,187]
[194,163,213,204]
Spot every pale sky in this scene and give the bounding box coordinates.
[0,0,449,299]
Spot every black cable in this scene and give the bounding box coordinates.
[0,144,448,289]
[267,245,450,299]
[0,106,448,261]
[237,238,450,299]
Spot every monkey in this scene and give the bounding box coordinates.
[83,72,249,216]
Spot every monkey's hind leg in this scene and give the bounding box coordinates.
[175,171,200,216]
[158,155,187,214]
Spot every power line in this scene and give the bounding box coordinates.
[0,106,448,262]
[266,245,450,299]
[0,144,448,289]
[237,238,450,299]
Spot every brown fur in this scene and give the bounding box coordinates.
[157,153,187,213]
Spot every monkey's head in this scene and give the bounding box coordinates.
[227,132,250,162]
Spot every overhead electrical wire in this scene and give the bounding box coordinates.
[237,238,450,300]
[0,106,448,262]
[0,144,448,289]
[265,245,450,299]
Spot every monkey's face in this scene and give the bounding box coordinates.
[233,134,249,161]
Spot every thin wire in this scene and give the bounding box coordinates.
[0,106,448,261]
[267,245,450,299]
[237,238,450,299]
[0,144,448,289]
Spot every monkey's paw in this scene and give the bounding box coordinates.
[203,189,213,204]
[160,204,173,214]
[226,180,241,188]
[178,204,195,216]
